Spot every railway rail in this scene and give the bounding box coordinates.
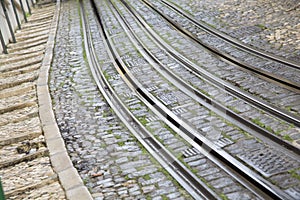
[76,0,300,199]
[142,0,300,91]
[80,0,216,198]
[126,0,300,121]
[1,0,298,199]
[159,0,300,70]
[117,0,300,153]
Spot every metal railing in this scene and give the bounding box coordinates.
[0,177,5,200]
[0,0,36,54]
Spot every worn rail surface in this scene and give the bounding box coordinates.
[76,0,300,199]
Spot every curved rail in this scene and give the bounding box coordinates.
[89,0,296,199]
[118,0,300,154]
[161,0,300,70]
[81,0,220,199]
[141,0,300,92]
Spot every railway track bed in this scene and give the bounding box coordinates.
[48,0,300,199]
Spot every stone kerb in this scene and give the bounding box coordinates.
[36,0,92,199]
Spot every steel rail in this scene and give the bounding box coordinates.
[122,0,300,127]
[141,0,300,92]
[81,0,219,199]
[161,0,300,70]
[107,1,288,199]
[117,0,300,156]
[93,0,293,199]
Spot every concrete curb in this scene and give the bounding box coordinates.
[37,1,93,199]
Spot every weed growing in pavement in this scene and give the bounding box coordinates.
[288,168,300,180]
[138,116,148,126]
[283,134,293,142]
[220,193,229,200]
[114,134,122,139]
[251,118,274,133]
[143,174,151,180]
[117,141,125,146]
[256,24,267,30]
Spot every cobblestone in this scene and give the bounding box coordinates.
[49,0,190,199]
[168,0,300,61]
[1,0,299,199]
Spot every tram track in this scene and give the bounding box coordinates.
[82,0,264,198]
[81,0,218,199]
[160,0,300,69]
[142,0,300,91]
[116,0,300,153]
[118,0,300,126]
[81,0,300,199]
[161,0,300,69]
[121,0,300,129]
[126,0,300,121]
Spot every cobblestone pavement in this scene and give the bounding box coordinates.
[167,0,300,62]
[50,0,190,199]
[0,1,66,199]
[1,0,299,199]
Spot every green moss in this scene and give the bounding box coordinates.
[139,116,148,125]
[274,130,282,136]
[283,134,293,142]
[251,118,275,134]
[220,193,229,200]
[143,174,151,180]
[227,106,240,114]
[136,166,144,171]
[288,169,300,180]
[265,125,273,133]
[114,135,121,139]
[161,195,168,200]
[146,196,152,200]
[256,24,267,30]
[100,143,107,148]
[117,141,125,146]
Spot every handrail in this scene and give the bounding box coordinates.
[0,29,8,54]
[19,0,27,22]
[1,0,16,43]
[11,0,21,29]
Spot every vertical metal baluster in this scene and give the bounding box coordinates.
[30,0,34,7]
[0,29,8,54]
[11,0,21,29]
[0,177,5,200]
[19,0,27,22]
[25,0,31,15]
[1,0,16,43]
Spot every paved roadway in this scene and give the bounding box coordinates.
[0,0,299,199]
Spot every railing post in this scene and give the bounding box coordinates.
[0,28,8,54]
[0,0,16,43]
[11,0,21,29]
[25,0,31,15]
[0,177,5,200]
[19,0,27,22]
